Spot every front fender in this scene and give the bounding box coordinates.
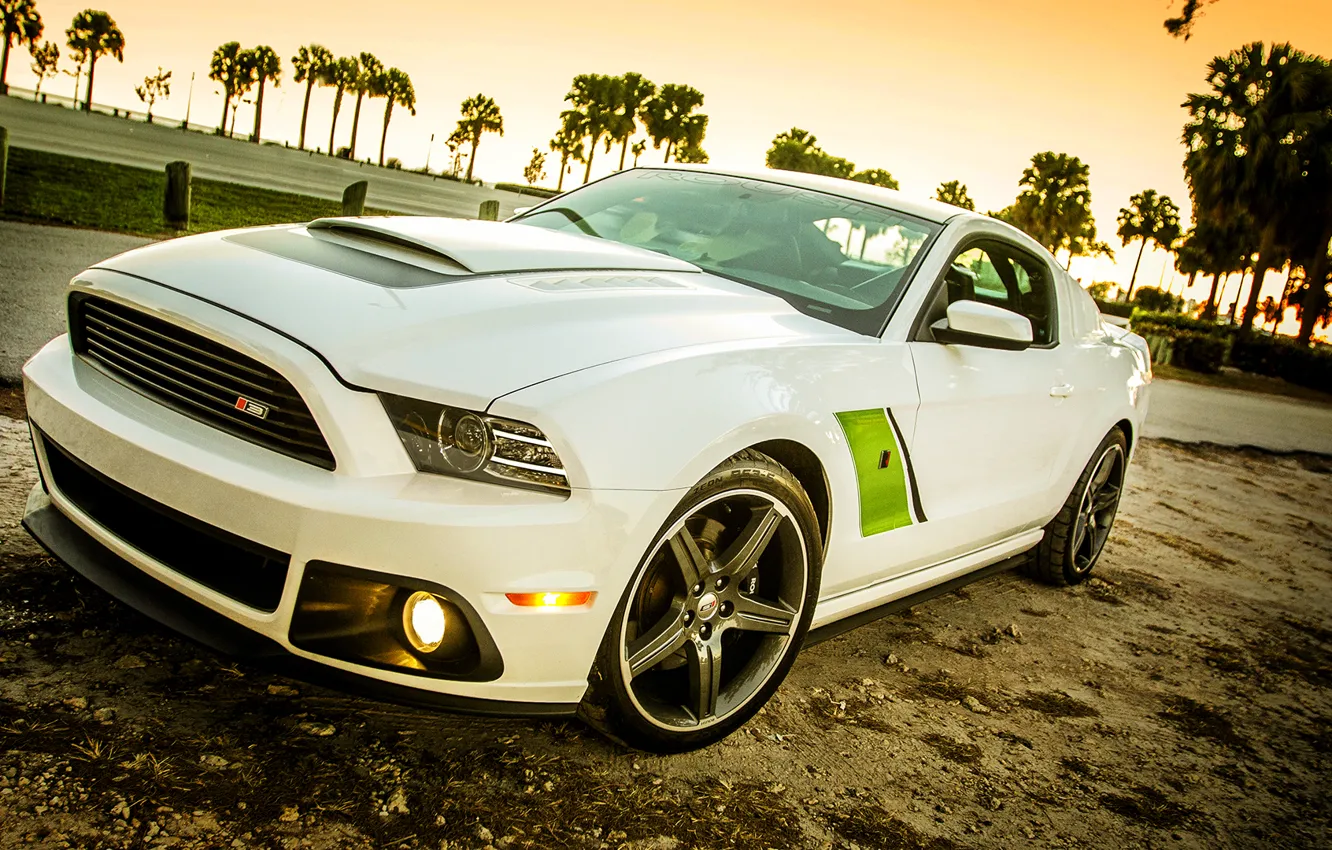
[487,337,920,497]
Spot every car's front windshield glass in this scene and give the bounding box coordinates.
[511,169,942,335]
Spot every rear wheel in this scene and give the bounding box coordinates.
[582,450,822,752]
[1029,428,1128,585]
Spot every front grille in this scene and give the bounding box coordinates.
[39,431,291,612]
[70,295,335,470]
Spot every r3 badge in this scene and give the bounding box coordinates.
[235,396,270,419]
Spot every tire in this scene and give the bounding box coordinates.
[580,450,823,753]
[1028,428,1129,586]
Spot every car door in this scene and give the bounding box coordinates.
[904,237,1077,560]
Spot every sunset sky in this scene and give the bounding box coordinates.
[12,0,1332,321]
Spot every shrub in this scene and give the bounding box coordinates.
[1095,299,1134,319]
[1131,311,1232,337]
[1231,336,1332,393]
[386,157,403,170]
[495,182,559,199]
[1132,287,1185,313]
[335,146,352,160]
[1171,332,1227,374]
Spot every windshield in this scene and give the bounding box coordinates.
[511,169,942,335]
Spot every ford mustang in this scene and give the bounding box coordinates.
[20,166,1151,752]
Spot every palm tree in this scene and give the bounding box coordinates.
[641,83,706,163]
[375,67,414,167]
[320,55,358,157]
[851,169,899,189]
[1116,189,1182,300]
[1183,42,1330,333]
[455,93,503,183]
[240,46,279,144]
[561,74,616,183]
[935,180,975,210]
[133,66,169,123]
[208,41,245,136]
[65,9,123,112]
[631,139,646,167]
[549,118,583,192]
[29,39,57,99]
[291,44,332,151]
[609,71,654,170]
[1,0,43,96]
[346,51,381,161]
[994,152,1096,257]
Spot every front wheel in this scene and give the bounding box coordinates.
[1029,428,1128,585]
[582,450,822,752]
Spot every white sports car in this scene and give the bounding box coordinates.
[21,166,1150,752]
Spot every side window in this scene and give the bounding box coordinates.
[920,240,1059,345]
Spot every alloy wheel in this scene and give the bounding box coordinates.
[1071,444,1126,574]
[618,488,809,730]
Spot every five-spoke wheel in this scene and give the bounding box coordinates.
[586,450,821,752]
[1029,428,1128,585]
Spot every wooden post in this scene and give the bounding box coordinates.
[342,181,368,216]
[0,126,8,211]
[164,161,191,230]
[478,200,500,221]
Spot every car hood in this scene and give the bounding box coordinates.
[92,218,852,409]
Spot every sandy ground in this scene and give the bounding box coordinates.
[0,387,1328,849]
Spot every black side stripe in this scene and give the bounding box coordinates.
[885,408,929,523]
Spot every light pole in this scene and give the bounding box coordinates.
[183,71,195,130]
[424,132,435,173]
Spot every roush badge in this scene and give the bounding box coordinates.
[235,396,270,419]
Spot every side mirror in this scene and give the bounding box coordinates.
[931,301,1033,351]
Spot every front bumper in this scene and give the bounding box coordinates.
[20,282,682,710]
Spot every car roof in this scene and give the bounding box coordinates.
[639,164,978,225]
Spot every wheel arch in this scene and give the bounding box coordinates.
[747,439,831,547]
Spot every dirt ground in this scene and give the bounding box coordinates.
[0,384,1328,850]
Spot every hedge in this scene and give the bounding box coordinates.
[1095,299,1134,319]
[1131,311,1233,338]
[1230,335,1332,393]
[494,183,560,199]
[1171,332,1228,374]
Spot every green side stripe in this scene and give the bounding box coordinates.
[836,408,914,537]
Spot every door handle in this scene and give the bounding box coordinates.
[1050,383,1074,398]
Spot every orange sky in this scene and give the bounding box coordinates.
[11,0,1332,324]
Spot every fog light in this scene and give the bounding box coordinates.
[505,591,594,607]
[403,591,446,652]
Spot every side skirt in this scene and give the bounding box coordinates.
[804,552,1030,647]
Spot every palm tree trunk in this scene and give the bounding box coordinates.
[582,135,597,183]
[378,100,393,167]
[664,140,674,163]
[349,93,364,161]
[1239,223,1279,334]
[465,137,479,183]
[1203,273,1222,319]
[252,79,265,143]
[556,153,567,192]
[328,90,342,156]
[1297,224,1332,345]
[219,90,229,135]
[618,136,628,171]
[1,38,11,96]
[1125,239,1147,301]
[84,54,98,112]
[299,79,314,150]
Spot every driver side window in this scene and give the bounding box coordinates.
[924,240,1057,345]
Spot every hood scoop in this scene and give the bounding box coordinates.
[303,216,700,277]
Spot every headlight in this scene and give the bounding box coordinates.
[379,393,570,494]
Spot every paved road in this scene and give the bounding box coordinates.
[0,221,152,381]
[0,96,542,218]
[1142,378,1332,455]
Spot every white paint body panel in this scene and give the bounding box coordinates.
[21,166,1151,710]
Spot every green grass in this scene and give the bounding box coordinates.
[2,147,396,236]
